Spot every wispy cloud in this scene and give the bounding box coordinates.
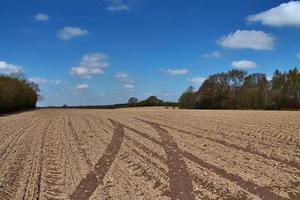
[58,26,89,40]
[76,84,90,90]
[203,51,222,59]
[29,77,48,85]
[123,83,134,89]
[106,0,130,11]
[217,30,275,50]
[232,60,257,69]
[0,61,22,74]
[247,1,300,28]
[161,68,189,76]
[71,53,109,79]
[35,13,49,22]
[190,77,206,86]
[115,72,128,80]
[297,53,300,59]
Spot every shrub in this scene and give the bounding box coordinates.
[0,74,40,112]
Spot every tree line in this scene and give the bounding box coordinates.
[179,68,300,110]
[0,74,40,113]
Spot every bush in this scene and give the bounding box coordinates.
[0,74,40,112]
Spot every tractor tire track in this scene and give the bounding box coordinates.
[134,119,285,200]
[38,117,67,200]
[21,119,52,200]
[67,116,93,168]
[0,120,45,200]
[69,119,124,200]
[140,118,300,171]
[182,151,285,200]
[172,125,300,171]
[115,122,245,200]
[142,120,195,200]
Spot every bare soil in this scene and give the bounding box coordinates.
[0,108,299,200]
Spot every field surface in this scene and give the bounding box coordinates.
[0,108,300,200]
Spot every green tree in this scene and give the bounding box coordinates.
[179,86,197,108]
[128,97,139,104]
[0,74,40,112]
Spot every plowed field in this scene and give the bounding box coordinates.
[0,108,299,200]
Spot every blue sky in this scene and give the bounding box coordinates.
[0,0,300,106]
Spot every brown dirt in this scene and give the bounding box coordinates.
[0,108,300,200]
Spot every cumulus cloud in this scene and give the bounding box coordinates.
[232,60,258,69]
[0,61,22,74]
[247,1,300,27]
[203,51,222,58]
[190,77,206,86]
[71,53,109,78]
[106,0,130,11]
[217,30,275,50]
[58,26,89,40]
[162,68,189,76]
[35,13,49,22]
[76,84,90,90]
[29,77,48,85]
[123,84,134,89]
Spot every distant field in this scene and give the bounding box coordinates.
[0,108,299,200]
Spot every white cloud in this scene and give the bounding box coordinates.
[107,0,130,11]
[71,53,109,78]
[190,77,206,86]
[35,13,49,22]
[162,68,189,76]
[29,77,48,85]
[0,61,22,74]
[297,53,300,59]
[232,60,257,69]
[217,30,275,50]
[124,84,134,89]
[76,84,90,90]
[203,51,222,58]
[58,26,89,40]
[247,1,300,27]
[115,73,128,79]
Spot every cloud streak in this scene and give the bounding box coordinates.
[123,83,134,89]
[76,84,90,90]
[232,60,257,69]
[115,73,128,79]
[29,77,48,85]
[203,51,222,58]
[106,0,130,11]
[35,13,49,22]
[162,68,189,76]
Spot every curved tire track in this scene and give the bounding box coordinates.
[141,118,300,171]
[69,119,124,200]
[142,120,195,200]
[135,119,285,200]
